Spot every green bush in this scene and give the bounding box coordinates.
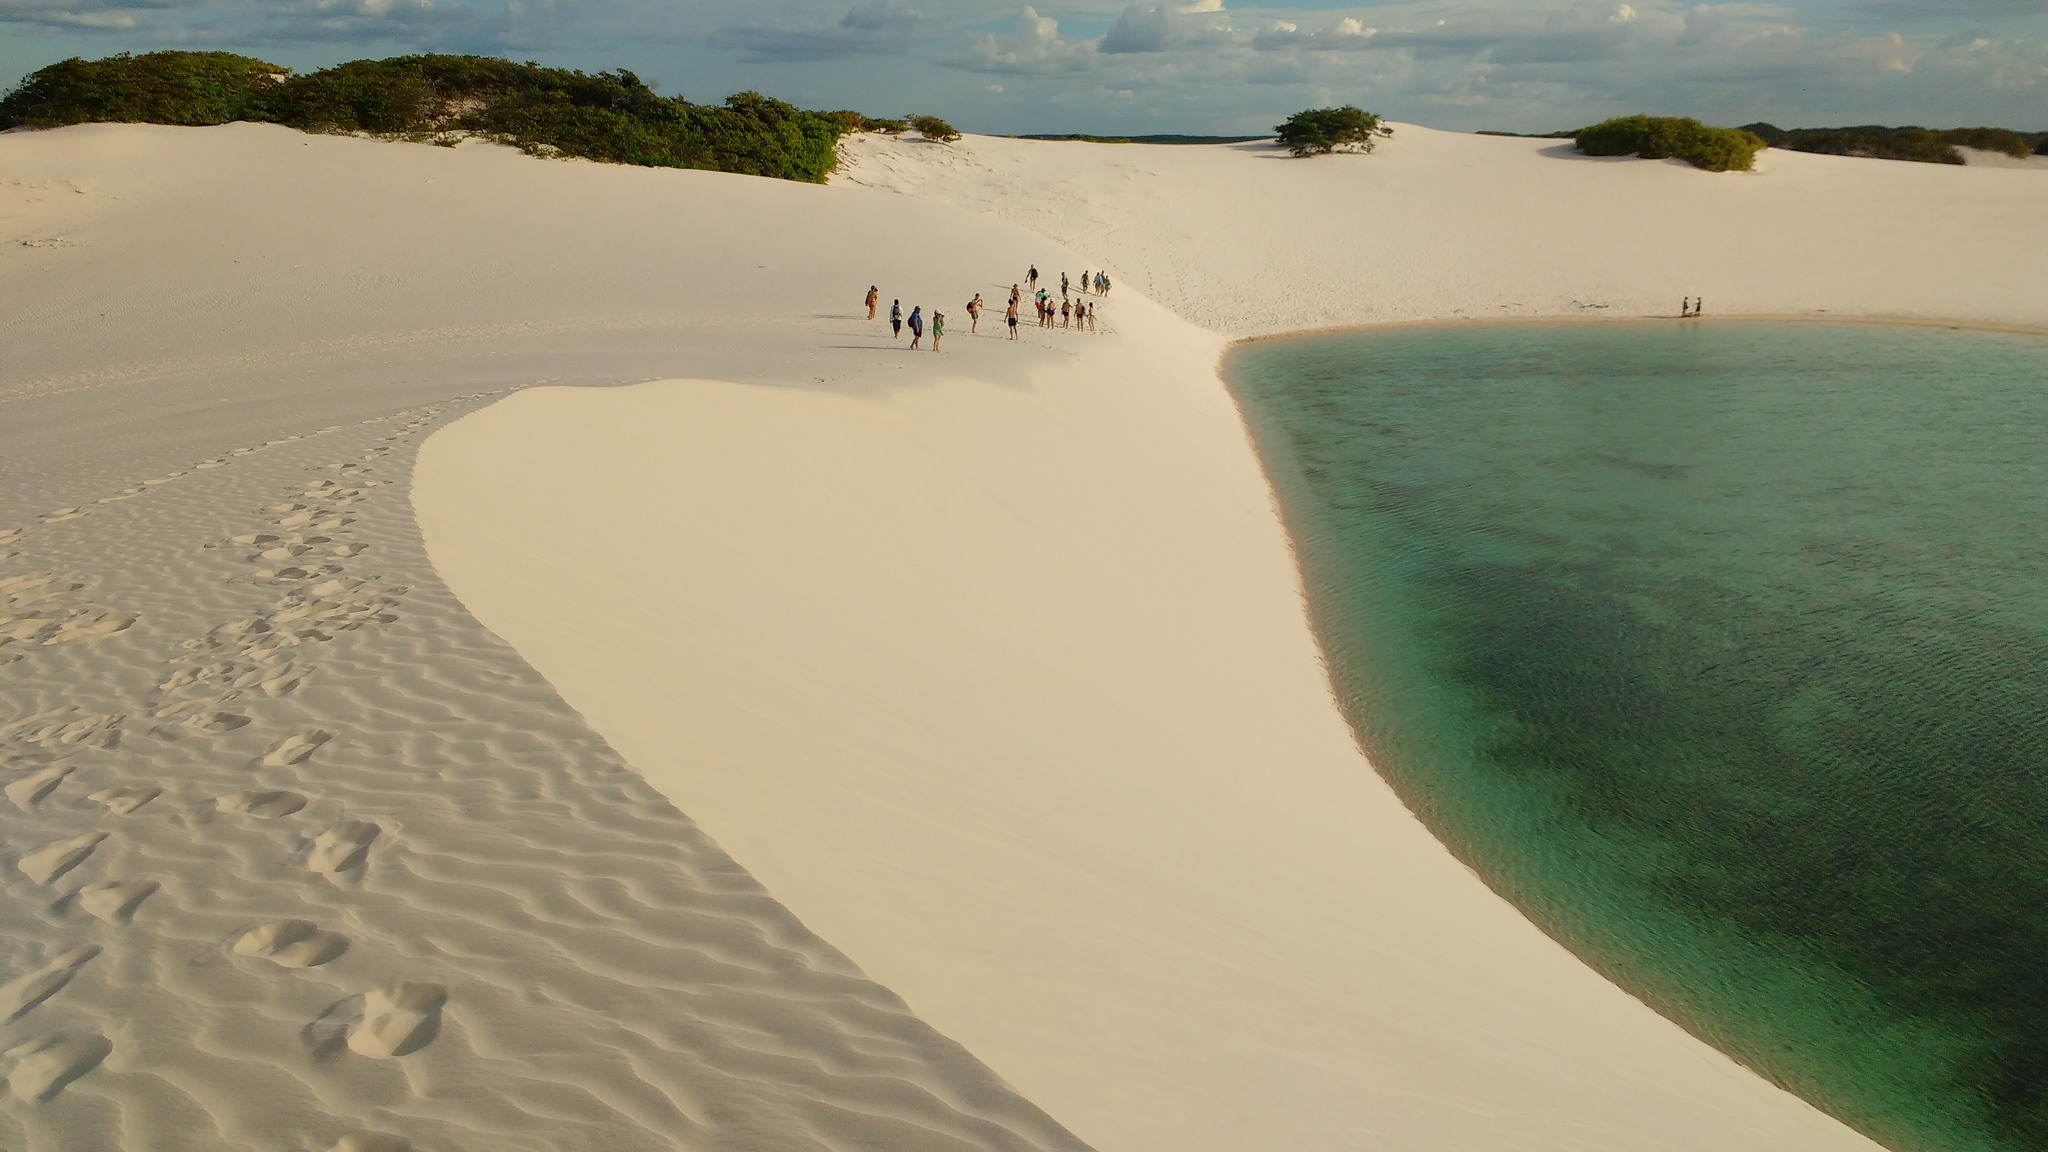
[908,114,960,144]
[1737,122,2037,165]
[1275,105,1392,157]
[1575,115,1765,172]
[0,51,904,184]
[0,51,283,128]
[1940,127,2033,159]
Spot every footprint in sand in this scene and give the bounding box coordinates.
[39,507,88,524]
[232,920,349,968]
[0,528,23,547]
[43,610,138,645]
[0,710,124,752]
[306,820,378,875]
[350,984,446,1056]
[77,879,158,925]
[217,789,307,818]
[181,711,251,734]
[0,945,100,1022]
[6,764,74,811]
[4,1032,112,1101]
[325,1132,411,1152]
[18,832,106,885]
[304,984,445,1060]
[262,730,332,767]
[88,786,161,815]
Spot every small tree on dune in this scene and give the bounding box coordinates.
[908,114,961,143]
[1275,106,1392,157]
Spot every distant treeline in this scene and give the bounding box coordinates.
[1483,120,2048,165]
[1741,123,2047,164]
[0,51,924,183]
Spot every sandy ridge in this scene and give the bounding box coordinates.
[1,393,1089,1151]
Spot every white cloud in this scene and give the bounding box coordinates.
[707,3,922,63]
[1100,1,1234,54]
[953,5,1094,73]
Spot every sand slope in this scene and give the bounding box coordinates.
[406,130,2044,1152]
[2,124,1092,1152]
[837,126,2048,336]
[11,120,2033,1152]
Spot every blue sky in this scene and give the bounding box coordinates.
[4,0,2044,134]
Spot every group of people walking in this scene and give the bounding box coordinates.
[869,287,948,349]
[864,262,1111,351]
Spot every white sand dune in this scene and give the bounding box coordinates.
[3,119,2040,1151]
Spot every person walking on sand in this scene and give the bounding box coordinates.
[1028,265,1038,292]
[1010,283,1021,308]
[1081,270,1090,295]
[908,306,924,350]
[967,293,984,333]
[1681,297,1691,318]
[1061,298,1071,328]
[890,299,903,338]
[1086,301,1097,331]
[1060,271,1069,298]
[932,311,944,351]
[1695,297,1704,317]
[866,285,879,319]
[1006,296,1019,339]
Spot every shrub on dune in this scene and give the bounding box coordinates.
[1275,106,1393,157]
[1742,122,2039,165]
[0,51,892,184]
[908,114,962,144]
[0,51,283,128]
[1575,115,1766,172]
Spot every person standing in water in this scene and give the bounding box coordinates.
[890,299,903,338]
[908,305,924,350]
[1005,295,1019,339]
[866,285,880,319]
[931,311,944,351]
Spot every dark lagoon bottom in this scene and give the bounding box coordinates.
[1224,322,2048,1152]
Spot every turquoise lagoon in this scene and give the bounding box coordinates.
[1223,322,2048,1152]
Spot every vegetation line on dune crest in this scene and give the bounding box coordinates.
[0,51,957,183]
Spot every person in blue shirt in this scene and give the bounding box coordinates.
[908,306,924,350]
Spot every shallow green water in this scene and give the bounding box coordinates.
[1224,322,2048,1152]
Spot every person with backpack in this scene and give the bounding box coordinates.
[967,293,984,333]
[908,305,924,350]
[890,299,903,338]
[866,285,880,319]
